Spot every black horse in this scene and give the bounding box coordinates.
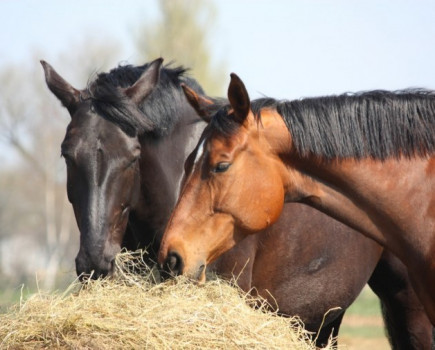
[42,58,207,277]
[42,59,432,348]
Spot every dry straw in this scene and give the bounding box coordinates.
[0,251,334,349]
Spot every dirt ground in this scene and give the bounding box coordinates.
[338,313,390,350]
[339,336,390,350]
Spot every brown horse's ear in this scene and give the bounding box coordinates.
[181,83,214,123]
[228,73,250,124]
[124,57,163,105]
[40,60,80,115]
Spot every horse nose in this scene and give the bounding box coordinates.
[75,254,115,281]
[161,251,184,280]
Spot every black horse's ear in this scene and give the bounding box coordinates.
[124,57,163,105]
[40,60,80,115]
[181,83,214,123]
[228,73,250,124]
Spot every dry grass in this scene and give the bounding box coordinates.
[0,251,334,349]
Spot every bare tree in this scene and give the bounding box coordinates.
[135,0,226,96]
[0,63,75,290]
[0,41,122,291]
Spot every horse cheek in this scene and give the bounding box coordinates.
[244,175,285,231]
[264,182,285,228]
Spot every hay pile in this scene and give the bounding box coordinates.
[0,251,333,349]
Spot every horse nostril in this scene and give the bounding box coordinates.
[165,251,184,277]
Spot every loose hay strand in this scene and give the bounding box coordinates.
[0,251,334,349]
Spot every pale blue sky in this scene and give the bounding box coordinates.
[1,0,435,99]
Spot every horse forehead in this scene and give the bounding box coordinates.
[65,112,136,154]
[207,131,247,156]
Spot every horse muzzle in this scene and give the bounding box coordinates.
[160,250,206,282]
[75,252,116,281]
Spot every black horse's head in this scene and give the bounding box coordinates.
[42,59,163,279]
[42,58,208,280]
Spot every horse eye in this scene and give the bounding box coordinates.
[212,162,231,173]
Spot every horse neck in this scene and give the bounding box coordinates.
[132,108,206,241]
[285,154,434,261]
[257,109,429,248]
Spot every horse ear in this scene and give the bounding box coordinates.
[40,60,80,114]
[181,83,214,123]
[124,57,163,105]
[228,73,250,124]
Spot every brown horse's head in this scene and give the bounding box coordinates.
[42,59,162,279]
[159,74,292,280]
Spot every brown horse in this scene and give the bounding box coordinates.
[158,73,435,326]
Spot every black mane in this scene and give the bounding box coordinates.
[212,89,435,159]
[86,62,204,137]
